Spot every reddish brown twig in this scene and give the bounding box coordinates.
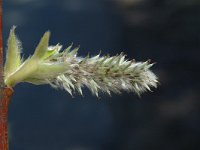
[0,1,14,150]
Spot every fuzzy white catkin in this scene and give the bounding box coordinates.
[4,28,158,97]
[45,49,158,97]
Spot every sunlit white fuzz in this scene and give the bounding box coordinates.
[4,27,158,96]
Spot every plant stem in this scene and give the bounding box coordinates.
[0,87,13,150]
[0,1,14,150]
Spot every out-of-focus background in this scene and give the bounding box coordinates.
[3,0,200,150]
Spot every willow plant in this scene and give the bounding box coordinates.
[0,9,158,150]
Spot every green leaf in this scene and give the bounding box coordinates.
[4,26,22,77]
[32,31,50,59]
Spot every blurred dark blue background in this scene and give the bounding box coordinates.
[2,0,200,150]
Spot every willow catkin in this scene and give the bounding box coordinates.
[4,28,158,97]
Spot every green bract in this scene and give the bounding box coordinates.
[4,27,158,96]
